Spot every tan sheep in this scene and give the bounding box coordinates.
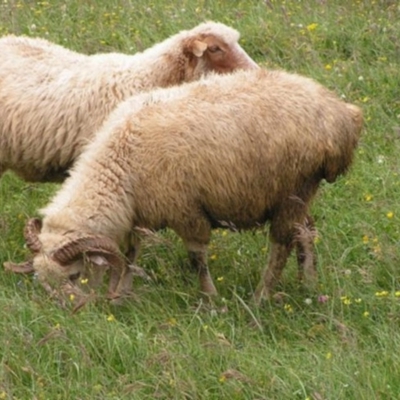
[4,68,363,305]
[0,22,258,182]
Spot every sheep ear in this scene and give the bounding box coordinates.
[191,40,208,57]
[87,254,109,267]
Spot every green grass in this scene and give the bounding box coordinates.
[1,0,400,398]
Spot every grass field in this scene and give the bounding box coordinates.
[1,1,400,399]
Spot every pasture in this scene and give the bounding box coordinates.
[0,1,399,398]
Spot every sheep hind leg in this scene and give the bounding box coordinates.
[295,214,318,289]
[254,240,292,305]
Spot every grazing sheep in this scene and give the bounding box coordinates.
[4,68,363,304]
[0,22,258,182]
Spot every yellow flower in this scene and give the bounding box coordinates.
[80,278,88,284]
[386,211,394,219]
[363,311,370,317]
[219,375,226,383]
[210,254,218,261]
[0,392,6,399]
[375,291,389,297]
[364,194,373,202]
[324,64,332,70]
[326,352,332,360]
[217,276,224,282]
[69,294,75,302]
[168,317,177,326]
[306,23,318,32]
[395,291,400,297]
[355,298,362,304]
[362,235,369,244]
[221,230,228,237]
[361,96,370,103]
[284,303,293,313]
[107,314,115,322]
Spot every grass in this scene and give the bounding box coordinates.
[1,0,400,398]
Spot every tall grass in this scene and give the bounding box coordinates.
[1,1,400,398]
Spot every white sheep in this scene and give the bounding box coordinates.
[4,68,363,305]
[0,22,258,182]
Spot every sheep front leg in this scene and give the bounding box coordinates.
[114,242,143,298]
[254,240,292,304]
[186,242,218,297]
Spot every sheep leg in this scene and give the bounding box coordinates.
[295,215,317,288]
[112,241,142,298]
[186,242,218,297]
[254,240,292,304]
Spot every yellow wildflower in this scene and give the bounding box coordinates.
[219,375,226,383]
[386,211,394,219]
[284,303,293,313]
[168,317,177,326]
[363,311,370,317]
[362,235,369,244]
[210,254,218,261]
[217,276,224,282]
[306,23,318,32]
[326,352,332,360]
[324,64,332,70]
[69,294,75,302]
[364,194,373,202]
[107,314,115,322]
[375,291,389,297]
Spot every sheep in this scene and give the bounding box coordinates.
[4,68,363,305]
[0,22,258,183]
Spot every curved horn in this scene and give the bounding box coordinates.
[52,236,124,266]
[4,260,35,274]
[24,218,42,253]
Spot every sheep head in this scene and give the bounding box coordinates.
[4,218,125,303]
[182,22,259,81]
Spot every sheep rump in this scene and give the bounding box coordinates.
[0,22,257,182]
[5,68,363,304]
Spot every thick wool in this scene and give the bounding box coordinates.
[0,22,257,182]
[10,68,363,301]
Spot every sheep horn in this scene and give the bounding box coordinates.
[3,260,35,274]
[51,236,124,267]
[24,218,43,253]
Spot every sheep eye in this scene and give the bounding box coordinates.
[208,45,221,53]
[69,272,81,281]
